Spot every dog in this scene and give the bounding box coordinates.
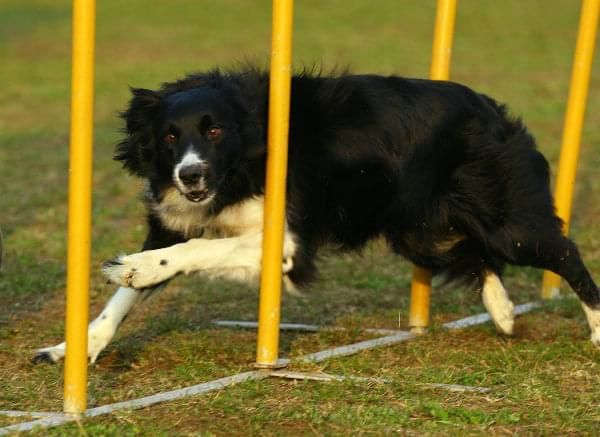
[33,67,600,364]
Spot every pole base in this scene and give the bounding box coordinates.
[543,287,561,300]
[410,326,427,335]
[254,359,289,370]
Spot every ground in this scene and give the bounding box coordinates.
[1,0,600,435]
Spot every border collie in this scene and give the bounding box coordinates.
[34,67,600,364]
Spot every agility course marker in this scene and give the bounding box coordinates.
[542,0,599,299]
[63,0,96,415]
[408,0,457,333]
[409,267,432,333]
[1,303,538,435]
[256,0,295,368]
[429,0,458,80]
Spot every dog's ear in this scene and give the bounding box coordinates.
[114,88,162,177]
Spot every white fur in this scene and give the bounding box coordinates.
[151,191,265,240]
[173,149,206,188]
[581,303,600,347]
[106,194,295,289]
[34,287,141,363]
[150,187,210,238]
[176,148,204,169]
[106,194,294,288]
[482,272,515,335]
[103,230,297,288]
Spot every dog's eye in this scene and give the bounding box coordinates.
[207,127,222,140]
[164,133,177,144]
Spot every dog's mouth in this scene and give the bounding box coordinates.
[184,189,213,203]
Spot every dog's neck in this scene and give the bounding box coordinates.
[146,184,264,239]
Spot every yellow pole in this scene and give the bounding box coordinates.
[409,267,433,333]
[429,0,458,81]
[256,0,294,368]
[409,0,457,333]
[64,0,96,414]
[541,0,599,299]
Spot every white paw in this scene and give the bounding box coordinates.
[590,330,600,348]
[103,251,177,289]
[282,256,294,274]
[482,273,514,336]
[32,343,65,364]
[488,301,515,335]
[32,318,118,365]
[581,303,600,348]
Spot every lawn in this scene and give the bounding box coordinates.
[1,0,600,435]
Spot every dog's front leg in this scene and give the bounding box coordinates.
[102,231,297,288]
[32,219,184,364]
[102,233,264,288]
[32,286,142,364]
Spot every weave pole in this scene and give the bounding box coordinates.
[408,0,457,333]
[63,0,96,414]
[541,0,599,299]
[255,0,294,368]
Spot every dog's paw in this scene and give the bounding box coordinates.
[484,294,514,335]
[582,303,600,348]
[282,256,294,274]
[482,276,514,336]
[590,331,600,348]
[32,345,64,364]
[489,304,514,336]
[102,252,177,289]
[32,316,120,365]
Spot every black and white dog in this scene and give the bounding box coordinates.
[34,67,600,364]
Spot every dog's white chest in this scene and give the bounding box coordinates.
[152,188,265,239]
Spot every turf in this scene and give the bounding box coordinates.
[1,0,599,435]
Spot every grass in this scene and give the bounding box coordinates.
[0,0,599,435]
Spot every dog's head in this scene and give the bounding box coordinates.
[115,73,265,206]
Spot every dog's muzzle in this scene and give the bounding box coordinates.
[176,163,213,203]
[178,163,203,186]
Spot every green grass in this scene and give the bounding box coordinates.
[1,0,600,435]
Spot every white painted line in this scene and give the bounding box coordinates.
[269,371,493,393]
[269,370,390,384]
[442,302,540,330]
[85,370,268,417]
[269,370,345,382]
[0,415,75,436]
[0,371,269,435]
[365,328,406,335]
[301,331,416,363]
[2,302,539,435]
[0,410,67,418]
[214,320,320,332]
[422,383,491,393]
[213,320,403,336]
[215,302,541,336]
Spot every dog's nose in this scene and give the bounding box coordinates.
[178,164,203,186]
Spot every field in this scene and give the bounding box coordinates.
[1,0,600,435]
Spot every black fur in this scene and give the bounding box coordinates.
[115,67,599,307]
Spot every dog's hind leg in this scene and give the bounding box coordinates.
[32,286,142,364]
[581,303,600,347]
[482,271,515,335]
[499,231,600,346]
[537,236,600,346]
